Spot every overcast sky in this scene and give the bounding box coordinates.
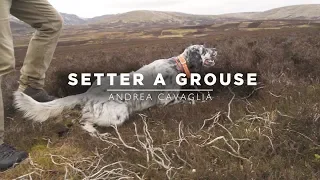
[48,0,320,18]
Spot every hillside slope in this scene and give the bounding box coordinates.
[254,4,320,20]
[88,5,320,25]
[88,10,221,26]
[222,4,320,20]
[60,13,86,25]
[10,13,86,26]
[9,4,320,33]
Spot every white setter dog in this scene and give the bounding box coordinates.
[14,45,217,134]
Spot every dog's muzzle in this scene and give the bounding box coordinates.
[204,49,217,67]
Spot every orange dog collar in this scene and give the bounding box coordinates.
[176,55,191,78]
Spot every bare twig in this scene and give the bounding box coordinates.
[111,125,140,152]
[227,87,236,124]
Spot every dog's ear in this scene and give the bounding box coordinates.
[186,47,203,73]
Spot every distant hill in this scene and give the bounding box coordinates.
[9,4,320,33]
[86,10,231,28]
[88,10,217,24]
[10,13,86,34]
[60,13,86,25]
[252,4,320,20]
[221,4,320,20]
[86,5,320,27]
[219,12,258,19]
[10,13,86,28]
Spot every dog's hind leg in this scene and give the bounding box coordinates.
[81,100,129,129]
[94,101,130,127]
[80,102,99,135]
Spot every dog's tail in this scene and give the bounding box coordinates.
[14,91,85,122]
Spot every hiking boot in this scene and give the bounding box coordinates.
[23,86,56,102]
[0,144,28,171]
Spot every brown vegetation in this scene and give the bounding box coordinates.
[0,25,319,179]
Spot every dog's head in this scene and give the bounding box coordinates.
[182,45,217,72]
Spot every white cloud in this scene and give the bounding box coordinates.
[48,0,320,18]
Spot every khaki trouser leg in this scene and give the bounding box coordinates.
[0,0,15,145]
[0,0,62,144]
[0,77,3,145]
[10,0,63,90]
[0,76,4,145]
[0,0,15,76]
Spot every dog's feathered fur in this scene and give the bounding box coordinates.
[14,45,217,133]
